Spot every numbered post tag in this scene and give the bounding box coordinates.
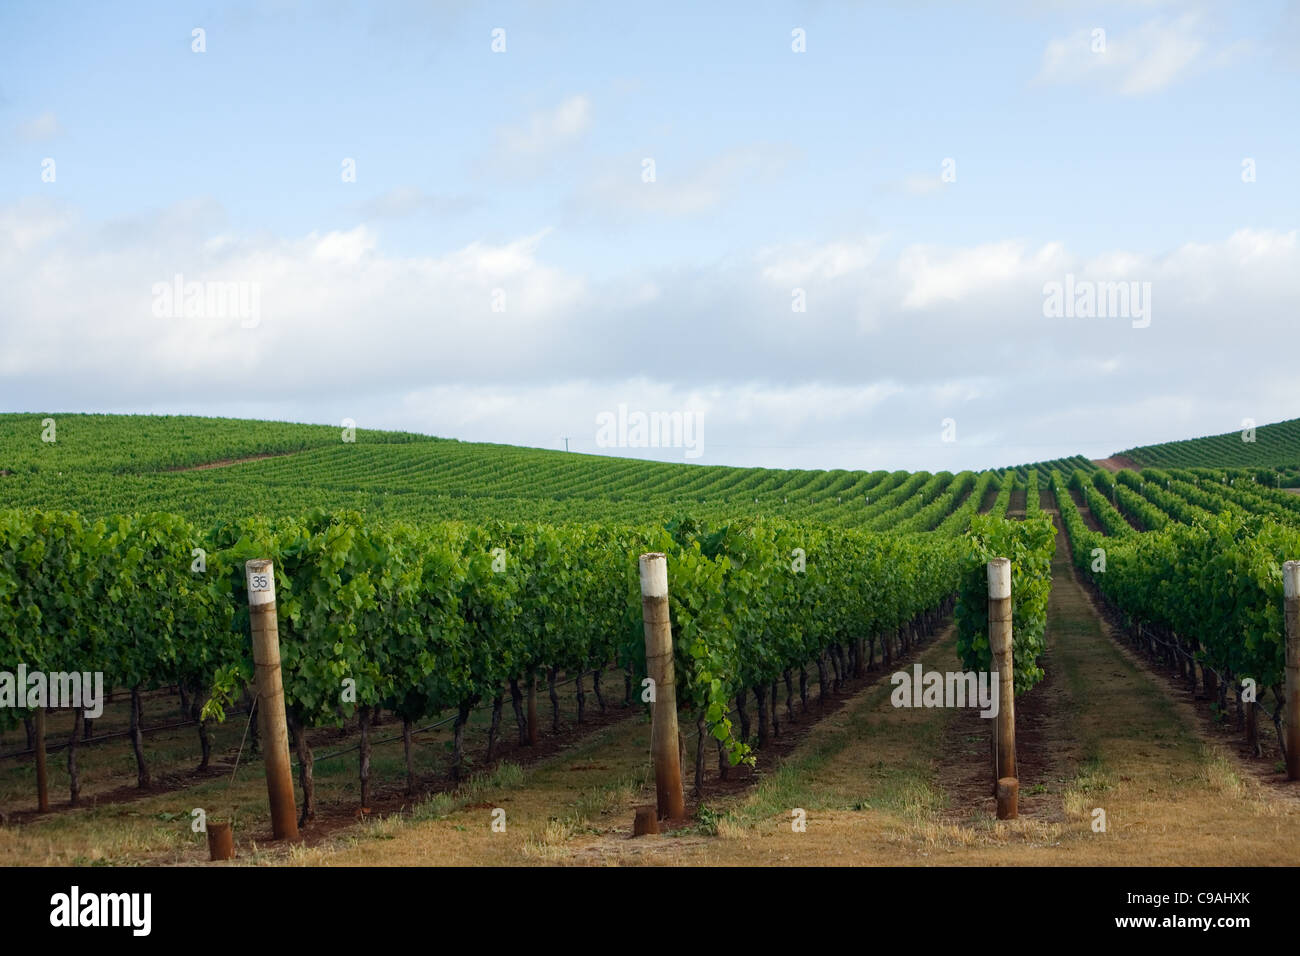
[246,560,276,606]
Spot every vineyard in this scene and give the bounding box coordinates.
[10,0,1300,931]
[2,412,1300,868]
[0,413,1090,526]
[1119,417,1300,477]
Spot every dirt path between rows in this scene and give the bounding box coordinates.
[1069,485,1104,533]
[663,510,1300,865]
[167,452,300,472]
[935,545,1076,829]
[1093,456,1140,472]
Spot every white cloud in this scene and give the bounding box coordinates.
[898,240,1066,309]
[311,226,378,263]
[759,238,883,285]
[15,111,61,142]
[479,95,594,179]
[900,173,945,196]
[1035,13,1239,95]
[572,144,798,220]
[0,197,75,257]
[2,197,1298,470]
[354,186,478,220]
[394,379,908,464]
[495,95,591,157]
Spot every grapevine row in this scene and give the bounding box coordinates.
[0,507,961,816]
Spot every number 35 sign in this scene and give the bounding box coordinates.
[245,560,276,607]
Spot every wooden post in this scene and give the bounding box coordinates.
[207,821,234,861]
[1245,697,1259,756]
[33,706,49,812]
[527,673,539,746]
[988,558,1016,791]
[1285,562,1300,780]
[996,777,1019,820]
[632,806,660,836]
[639,553,685,821]
[989,717,997,796]
[245,559,300,841]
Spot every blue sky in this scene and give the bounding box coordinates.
[2,1,1298,469]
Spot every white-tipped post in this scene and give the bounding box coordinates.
[638,553,684,820]
[640,553,669,598]
[987,558,1016,812]
[246,559,277,606]
[244,560,299,841]
[987,558,1011,600]
[1285,561,1300,780]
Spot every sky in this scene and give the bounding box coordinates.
[1,0,1298,471]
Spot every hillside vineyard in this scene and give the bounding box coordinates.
[2,412,1299,817]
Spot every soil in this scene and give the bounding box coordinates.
[978,484,999,513]
[292,703,642,847]
[1092,456,1140,472]
[1053,487,1300,805]
[4,767,231,826]
[676,633,948,809]
[272,636,957,848]
[167,452,298,472]
[1115,503,1145,531]
[936,634,1073,825]
[935,511,1078,826]
[1067,486,1103,533]
[2,674,640,837]
[1077,559,1300,803]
